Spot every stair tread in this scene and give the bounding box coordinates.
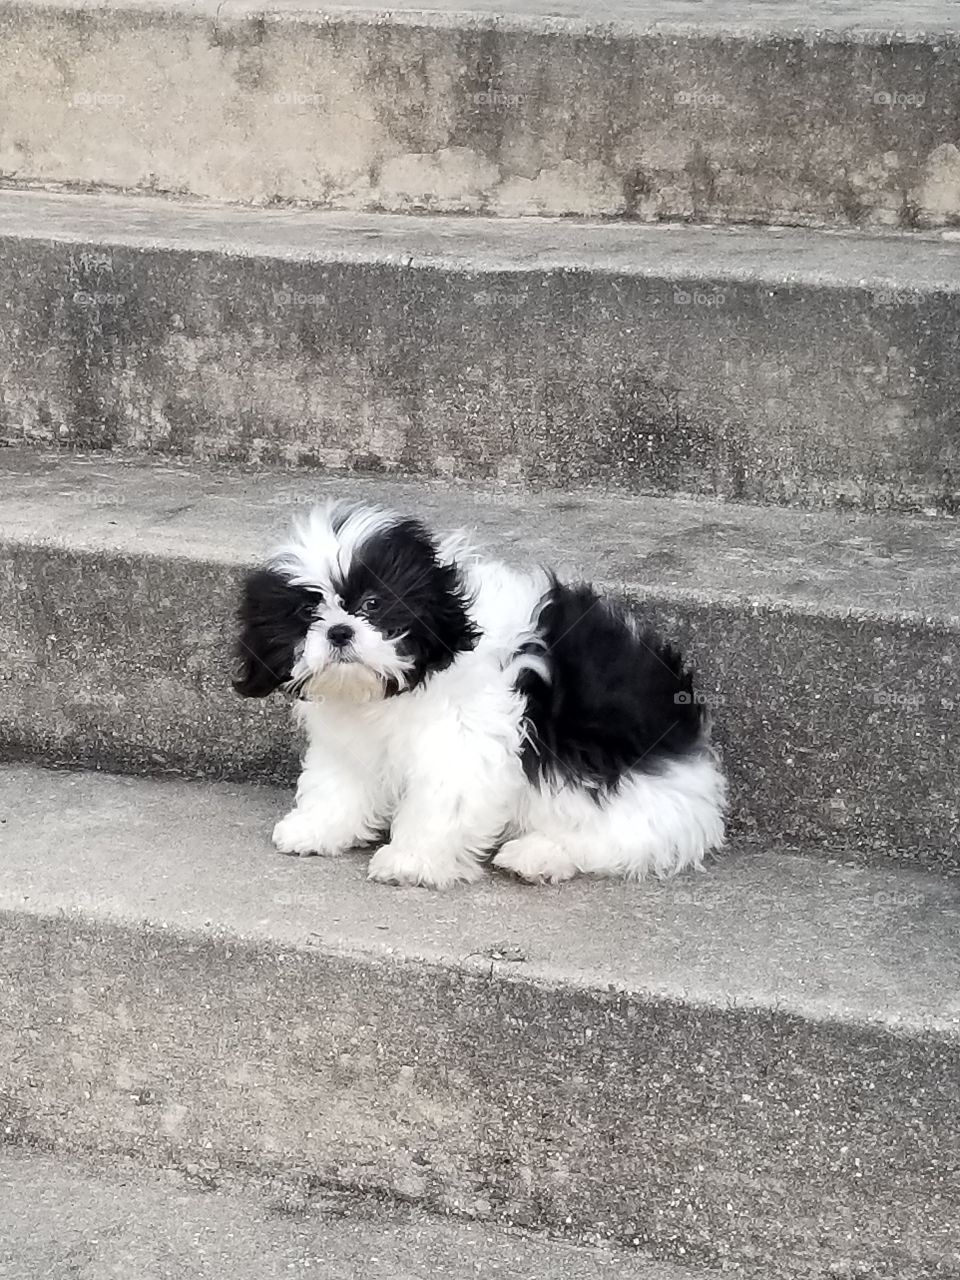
[13,0,960,36]
[3,447,959,624]
[2,188,958,286]
[3,763,958,1034]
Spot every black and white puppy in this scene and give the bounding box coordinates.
[234,502,726,888]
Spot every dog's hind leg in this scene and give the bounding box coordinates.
[495,752,726,883]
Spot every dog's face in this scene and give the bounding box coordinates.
[234,504,478,703]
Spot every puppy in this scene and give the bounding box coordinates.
[234,502,726,888]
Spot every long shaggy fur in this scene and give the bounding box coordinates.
[234,501,726,888]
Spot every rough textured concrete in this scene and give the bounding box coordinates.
[0,1151,703,1280]
[2,449,959,866]
[0,765,958,1278]
[2,1,960,226]
[2,193,960,513]
[3,764,960,1030]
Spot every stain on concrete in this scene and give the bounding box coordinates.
[3,9,960,223]
[915,141,960,225]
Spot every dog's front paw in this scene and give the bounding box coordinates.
[272,810,344,857]
[367,842,484,889]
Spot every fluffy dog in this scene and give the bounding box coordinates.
[234,502,726,888]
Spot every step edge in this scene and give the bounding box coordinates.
[6,896,960,1041]
[2,190,960,290]
[5,521,960,632]
[7,0,960,41]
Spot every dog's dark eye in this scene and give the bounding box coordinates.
[296,601,318,623]
[358,594,380,616]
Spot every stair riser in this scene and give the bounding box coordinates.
[2,911,956,1278]
[2,235,959,512]
[3,3,960,226]
[2,540,957,865]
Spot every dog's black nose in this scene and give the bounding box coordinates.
[327,623,354,649]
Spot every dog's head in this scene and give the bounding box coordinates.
[233,503,479,703]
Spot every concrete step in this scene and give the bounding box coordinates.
[1,764,958,1277]
[1,190,960,514]
[1,447,959,866]
[0,1150,705,1280]
[2,0,960,227]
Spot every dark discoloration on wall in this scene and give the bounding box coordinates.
[3,5,960,223]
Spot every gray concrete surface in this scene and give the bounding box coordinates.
[3,185,960,279]
[1,765,958,1277]
[13,0,960,33]
[2,449,959,865]
[2,1,960,226]
[0,1150,705,1280]
[2,193,960,513]
[2,764,959,1030]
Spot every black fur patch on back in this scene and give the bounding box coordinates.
[515,580,707,792]
[233,569,321,697]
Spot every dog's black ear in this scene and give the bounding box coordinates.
[233,568,316,698]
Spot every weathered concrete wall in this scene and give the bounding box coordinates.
[1,192,959,513]
[2,0,960,225]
